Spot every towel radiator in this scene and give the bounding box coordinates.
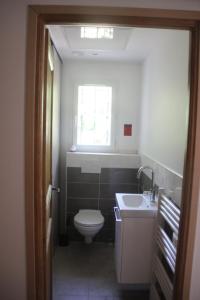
[150,192,180,300]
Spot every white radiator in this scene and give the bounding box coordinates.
[150,192,180,300]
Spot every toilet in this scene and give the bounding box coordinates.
[74,209,104,244]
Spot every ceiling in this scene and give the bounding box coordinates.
[48,25,157,63]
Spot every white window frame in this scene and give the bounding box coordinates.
[73,82,116,153]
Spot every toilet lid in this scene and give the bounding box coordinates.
[74,210,104,226]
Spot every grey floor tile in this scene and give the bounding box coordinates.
[54,296,88,300]
[88,297,107,300]
[88,278,118,297]
[53,243,149,300]
[54,278,89,296]
[108,290,150,299]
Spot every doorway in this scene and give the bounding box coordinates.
[25,6,200,300]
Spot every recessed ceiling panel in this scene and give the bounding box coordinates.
[48,25,152,62]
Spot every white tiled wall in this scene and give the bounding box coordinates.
[66,152,141,173]
[141,154,183,207]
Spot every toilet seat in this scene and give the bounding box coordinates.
[74,209,104,227]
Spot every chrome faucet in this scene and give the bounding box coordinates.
[137,166,156,202]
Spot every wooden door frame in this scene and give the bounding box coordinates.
[25,5,200,300]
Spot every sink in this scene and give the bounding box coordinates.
[122,194,144,207]
[115,193,157,218]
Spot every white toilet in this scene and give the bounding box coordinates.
[74,209,104,244]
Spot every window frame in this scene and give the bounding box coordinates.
[73,82,116,152]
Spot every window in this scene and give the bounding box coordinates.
[76,85,112,148]
[80,26,114,39]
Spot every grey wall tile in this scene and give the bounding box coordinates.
[94,228,115,242]
[66,212,83,241]
[100,184,138,198]
[67,226,83,241]
[67,167,99,183]
[102,213,115,229]
[99,198,115,214]
[67,197,98,213]
[67,167,140,242]
[100,168,138,184]
[66,212,76,225]
[68,183,99,198]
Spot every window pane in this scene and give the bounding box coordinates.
[97,27,114,39]
[81,27,114,39]
[81,27,97,39]
[77,85,112,146]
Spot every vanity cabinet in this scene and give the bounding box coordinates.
[114,205,156,284]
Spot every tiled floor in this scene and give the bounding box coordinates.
[53,242,149,300]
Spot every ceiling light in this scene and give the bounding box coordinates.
[81,27,113,39]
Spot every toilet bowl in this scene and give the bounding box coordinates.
[74,209,104,244]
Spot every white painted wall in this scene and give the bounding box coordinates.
[139,29,190,175]
[60,60,142,154]
[1,1,200,299]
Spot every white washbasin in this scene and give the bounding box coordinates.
[122,194,144,207]
[115,193,157,218]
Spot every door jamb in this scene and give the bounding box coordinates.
[25,5,200,300]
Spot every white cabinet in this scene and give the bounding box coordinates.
[114,206,155,284]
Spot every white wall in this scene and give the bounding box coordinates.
[139,29,190,175]
[1,1,200,299]
[60,60,142,154]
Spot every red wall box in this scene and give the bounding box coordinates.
[124,124,132,136]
